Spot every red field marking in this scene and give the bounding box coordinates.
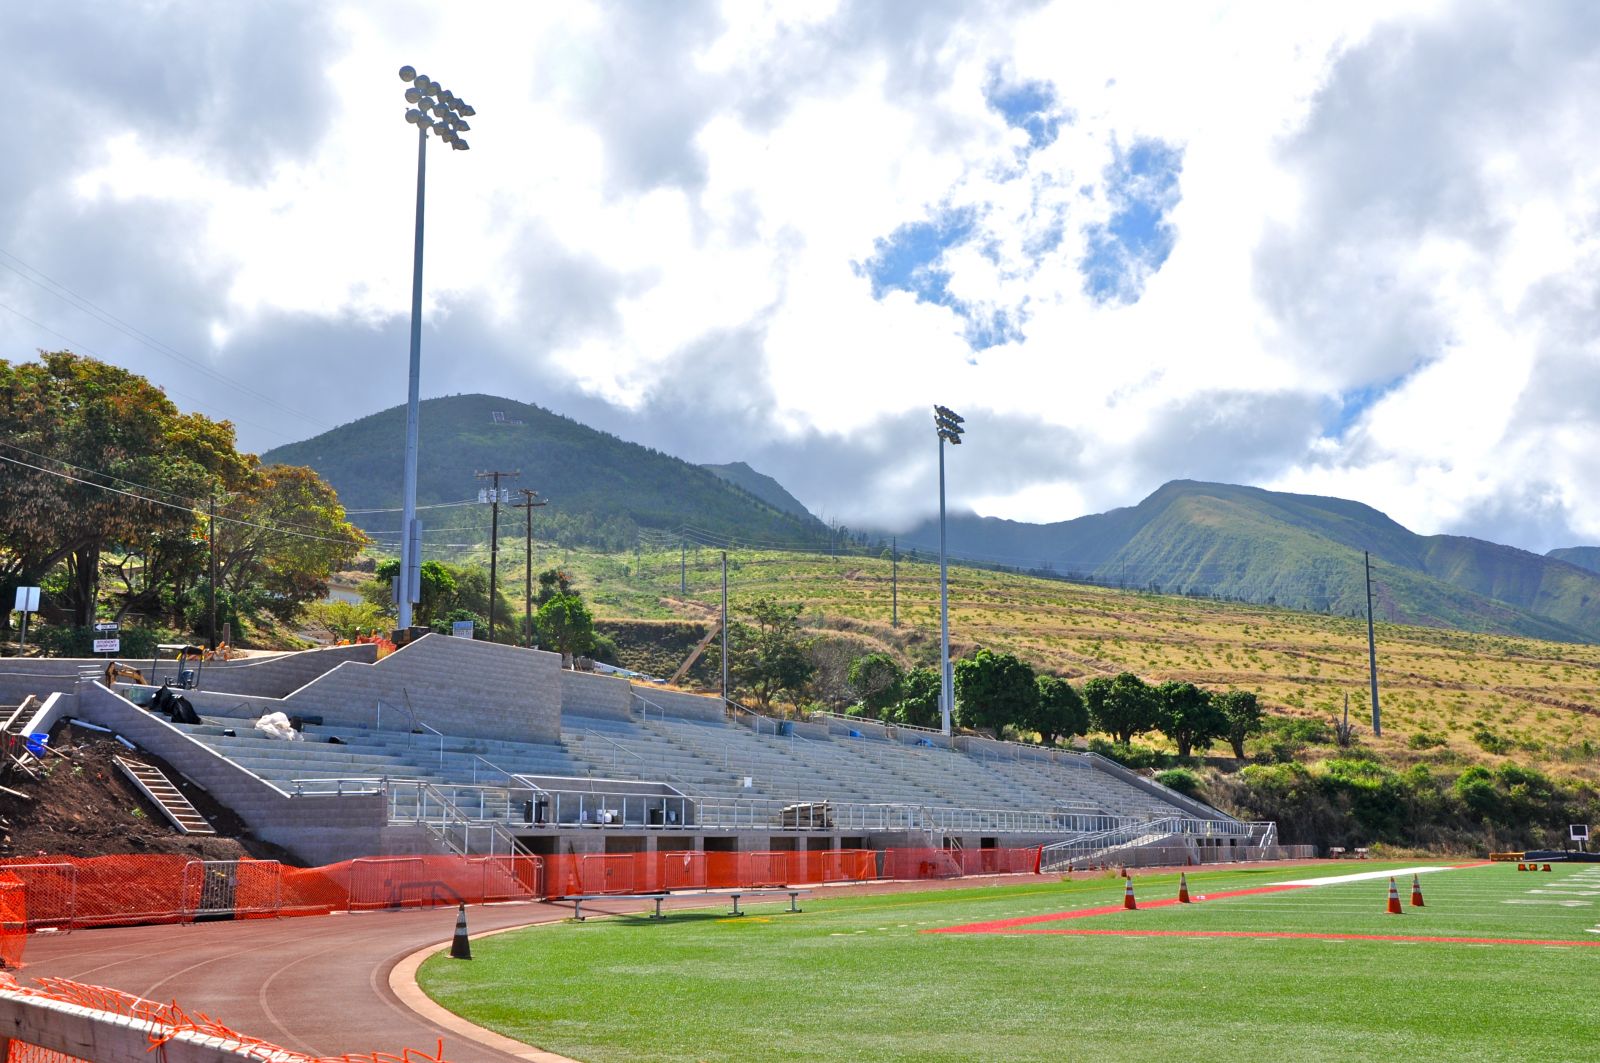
[958,927,1600,948]
[928,883,1307,934]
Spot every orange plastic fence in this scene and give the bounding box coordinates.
[0,973,451,1062]
[0,846,1037,941]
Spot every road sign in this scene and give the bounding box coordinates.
[94,621,120,633]
[93,638,121,654]
[1573,824,1590,841]
[13,586,39,613]
[451,620,475,639]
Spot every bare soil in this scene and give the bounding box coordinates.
[0,721,292,863]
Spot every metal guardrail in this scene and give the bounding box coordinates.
[1038,816,1275,871]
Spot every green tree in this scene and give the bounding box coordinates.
[1083,672,1160,744]
[0,351,249,629]
[536,593,596,661]
[953,649,1038,734]
[1031,674,1088,746]
[307,600,390,642]
[847,652,904,717]
[1155,680,1228,758]
[1216,689,1265,758]
[728,596,814,712]
[891,667,942,728]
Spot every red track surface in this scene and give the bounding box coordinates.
[929,883,1306,933]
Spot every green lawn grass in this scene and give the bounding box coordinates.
[418,862,1600,1062]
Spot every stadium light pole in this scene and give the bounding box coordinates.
[393,64,476,634]
[934,405,965,735]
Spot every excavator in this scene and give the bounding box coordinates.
[104,662,147,686]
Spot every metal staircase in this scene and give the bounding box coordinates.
[113,757,215,835]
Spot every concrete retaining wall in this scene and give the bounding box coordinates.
[560,670,633,720]
[634,685,723,721]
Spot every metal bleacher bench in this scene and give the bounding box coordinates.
[563,888,813,921]
[565,893,670,921]
[724,889,810,916]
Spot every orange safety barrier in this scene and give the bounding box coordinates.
[0,844,1038,945]
[0,973,451,1062]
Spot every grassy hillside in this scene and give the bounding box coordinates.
[262,394,826,550]
[1548,545,1600,575]
[444,539,1600,783]
[702,461,814,521]
[894,480,1600,641]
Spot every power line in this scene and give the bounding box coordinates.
[0,297,299,445]
[0,452,364,546]
[0,248,333,432]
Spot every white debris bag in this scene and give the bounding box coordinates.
[254,711,301,741]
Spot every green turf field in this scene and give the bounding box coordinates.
[418,862,1600,1062]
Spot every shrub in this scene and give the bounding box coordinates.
[1154,768,1204,797]
[1407,732,1446,750]
[1471,726,1509,755]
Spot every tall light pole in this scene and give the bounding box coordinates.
[393,64,475,634]
[934,405,964,735]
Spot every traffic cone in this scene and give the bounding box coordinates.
[1517,863,1527,871]
[1543,864,1553,873]
[1123,878,1137,910]
[1410,874,1424,908]
[1178,873,1192,904]
[450,903,472,960]
[1385,877,1402,915]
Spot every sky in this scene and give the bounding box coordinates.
[4,1,1600,552]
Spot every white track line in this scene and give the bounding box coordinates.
[1278,865,1453,887]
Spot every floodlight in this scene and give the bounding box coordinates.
[457,103,475,117]
[399,65,417,81]
[933,405,964,424]
[405,87,422,104]
[452,118,470,131]
[452,138,469,150]
[405,108,422,124]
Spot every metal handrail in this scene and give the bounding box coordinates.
[413,722,445,768]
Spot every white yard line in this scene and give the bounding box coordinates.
[1279,865,1453,887]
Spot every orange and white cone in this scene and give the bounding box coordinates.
[450,903,472,960]
[1517,863,1527,871]
[1178,873,1192,904]
[1543,863,1553,873]
[1123,878,1137,910]
[1410,874,1425,908]
[1386,877,1402,915]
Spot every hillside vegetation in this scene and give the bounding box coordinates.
[893,480,1600,642]
[472,542,1600,781]
[262,394,825,551]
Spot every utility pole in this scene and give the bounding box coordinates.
[208,491,219,650]
[891,535,898,628]
[513,488,547,649]
[680,537,687,596]
[721,550,729,706]
[1365,550,1381,737]
[476,469,519,642]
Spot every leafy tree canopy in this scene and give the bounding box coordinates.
[953,648,1037,734]
[1216,689,1265,758]
[728,596,814,712]
[1155,679,1228,758]
[1032,674,1089,746]
[1084,672,1161,744]
[848,652,904,716]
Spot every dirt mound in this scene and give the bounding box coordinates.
[0,722,286,863]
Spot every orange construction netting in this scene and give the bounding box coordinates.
[0,973,450,1062]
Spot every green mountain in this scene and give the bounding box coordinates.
[262,394,825,552]
[1548,546,1600,575]
[702,461,815,521]
[896,480,1600,642]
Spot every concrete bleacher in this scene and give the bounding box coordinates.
[171,701,1198,825]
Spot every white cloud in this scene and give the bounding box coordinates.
[5,0,1600,553]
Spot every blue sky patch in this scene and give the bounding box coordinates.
[1080,138,1184,304]
[858,205,1024,351]
[985,73,1065,150]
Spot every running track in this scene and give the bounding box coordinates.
[16,864,1333,1059]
